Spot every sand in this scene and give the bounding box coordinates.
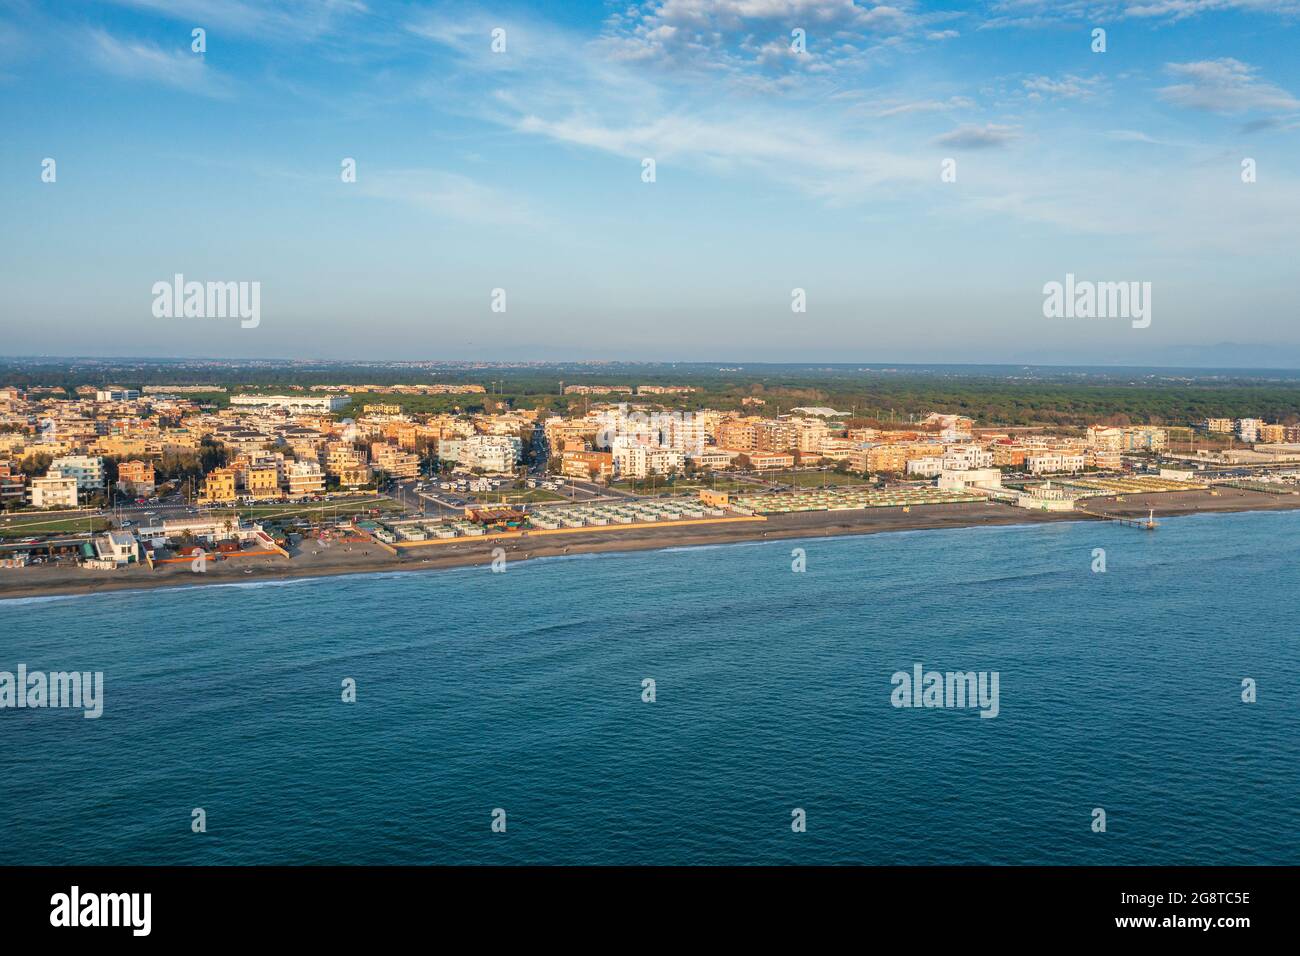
[1,487,1295,602]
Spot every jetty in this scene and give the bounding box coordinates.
[1076,506,1158,530]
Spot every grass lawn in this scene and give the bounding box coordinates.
[0,514,110,537]
[781,471,872,488]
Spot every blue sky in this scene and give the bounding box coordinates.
[2,0,1299,365]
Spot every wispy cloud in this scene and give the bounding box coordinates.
[357,169,539,228]
[934,122,1022,149]
[1022,73,1105,101]
[102,0,369,40]
[86,29,232,97]
[1159,58,1300,114]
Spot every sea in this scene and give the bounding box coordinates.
[2,510,1297,865]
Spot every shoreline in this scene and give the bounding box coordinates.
[2,487,1297,602]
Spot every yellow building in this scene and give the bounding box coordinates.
[245,466,281,498]
[201,467,237,503]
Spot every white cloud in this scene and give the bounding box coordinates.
[1022,73,1104,101]
[934,122,1022,148]
[357,169,538,228]
[1159,58,1300,113]
[86,29,232,97]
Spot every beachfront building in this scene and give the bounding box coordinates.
[287,460,326,497]
[942,444,994,471]
[94,531,140,566]
[906,456,945,478]
[1026,453,1085,475]
[29,473,79,508]
[1086,448,1122,470]
[50,455,106,491]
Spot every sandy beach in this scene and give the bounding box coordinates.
[2,486,1296,602]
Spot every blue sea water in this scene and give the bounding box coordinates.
[1,511,1297,865]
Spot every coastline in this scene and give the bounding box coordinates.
[2,487,1296,602]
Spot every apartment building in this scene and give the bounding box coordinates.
[29,473,78,508]
[1204,418,1234,433]
[715,417,759,451]
[458,435,522,473]
[941,444,994,471]
[906,457,945,478]
[991,443,1028,468]
[613,442,685,479]
[201,467,237,503]
[560,449,614,479]
[0,461,27,505]
[1238,418,1262,443]
[49,455,106,491]
[1086,448,1122,470]
[1258,423,1286,443]
[245,465,282,498]
[371,442,421,479]
[287,461,326,497]
[1026,453,1085,475]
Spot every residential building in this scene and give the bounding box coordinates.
[287,461,326,497]
[201,467,237,503]
[50,455,106,491]
[458,435,522,473]
[29,473,78,508]
[115,460,156,497]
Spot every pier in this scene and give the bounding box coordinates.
[1076,506,1158,530]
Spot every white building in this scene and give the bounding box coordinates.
[95,388,140,402]
[30,473,78,508]
[459,435,523,473]
[50,455,106,491]
[231,394,349,413]
[941,444,993,471]
[906,457,945,478]
[94,531,140,566]
[613,439,685,479]
[1238,418,1262,443]
[1026,453,1085,475]
[287,460,326,496]
[937,468,1002,490]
